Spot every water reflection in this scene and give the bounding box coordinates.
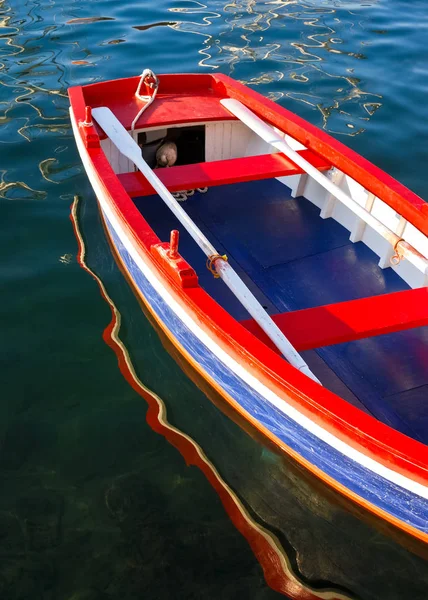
[170,0,383,134]
[66,17,116,25]
[0,171,46,199]
[74,194,361,600]
[133,21,178,31]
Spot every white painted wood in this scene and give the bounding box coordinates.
[206,121,269,161]
[230,123,250,158]
[118,150,130,174]
[328,175,369,232]
[298,176,330,210]
[372,197,403,232]
[243,132,274,157]
[290,173,308,198]
[224,122,233,159]
[112,142,120,173]
[329,198,359,233]
[205,123,219,162]
[275,122,309,197]
[100,138,111,164]
[394,256,426,289]
[350,192,376,242]
[320,169,345,219]
[206,122,233,161]
[403,221,428,258]
[378,215,407,269]
[92,106,320,383]
[101,138,114,169]
[101,137,133,174]
[221,98,428,276]
[145,128,167,143]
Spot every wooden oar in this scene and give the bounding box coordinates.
[221,98,428,275]
[92,106,321,383]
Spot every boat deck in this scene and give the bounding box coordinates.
[133,178,428,443]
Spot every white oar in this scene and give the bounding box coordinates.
[92,106,320,384]
[221,98,428,275]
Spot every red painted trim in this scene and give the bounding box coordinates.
[69,75,428,533]
[68,86,100,148]
[118,150,331,198]
[240,287,428,352]
[150,242,199,288]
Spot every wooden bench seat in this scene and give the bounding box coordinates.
[117,150,331,198]
[240,287,428,353]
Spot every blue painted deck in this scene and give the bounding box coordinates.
[134,179,428,443]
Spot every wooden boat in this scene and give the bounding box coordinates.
[68,70,428,550]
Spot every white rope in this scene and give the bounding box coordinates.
[131,69,159,132]
[173,188,208,202]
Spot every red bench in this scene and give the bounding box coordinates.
[117,150,331,198]
[240,287,428,353]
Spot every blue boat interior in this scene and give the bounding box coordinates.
[133,178,428,444]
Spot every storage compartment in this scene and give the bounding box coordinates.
[137,125,205,169]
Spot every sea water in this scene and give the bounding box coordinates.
[1,1,428,598]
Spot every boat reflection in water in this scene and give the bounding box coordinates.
[75,193,428,600]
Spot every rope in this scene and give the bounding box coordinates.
[131,69,159,132]
[206,254,228,278]
[173,188,208,202]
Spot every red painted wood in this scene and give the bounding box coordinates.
[117,151,331,197]
[70,75,232,137]
[98,96,232,137]
[95,95,234,137]
[75,73,216,107]
[68,86,100,148]
[68,86,87,122]
[150,242,198,288]
[240,287,428,353]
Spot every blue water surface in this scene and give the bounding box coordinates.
[1,1,428,599]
